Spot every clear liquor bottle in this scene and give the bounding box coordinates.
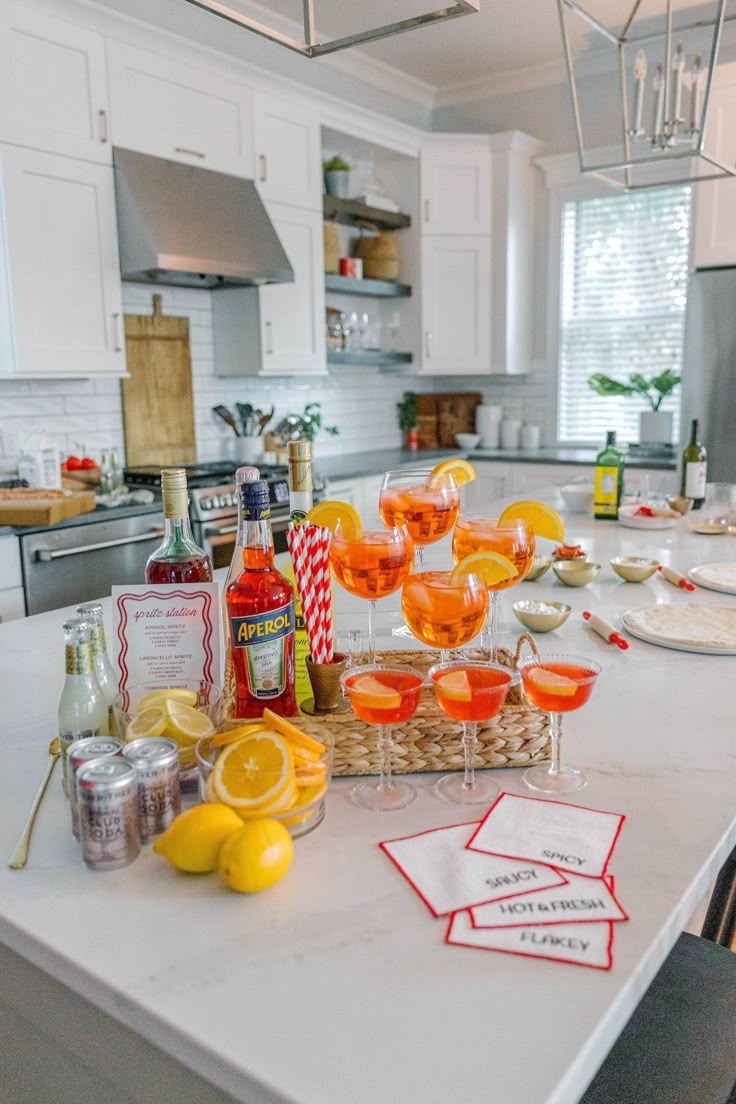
[58,618,109,795]
[77,601,118,728]
[145,468,213,584]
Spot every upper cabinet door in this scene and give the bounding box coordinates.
[421,142,491,235]
[258,204,326,376]
[0,5,110,163]
[692,77,736,269]
[253,94,321,210]
[0,145,125,377]
[107,41,254,178]
[420,236,490,375]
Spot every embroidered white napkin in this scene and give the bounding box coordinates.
[470,871,627,929]
[446,909,614,970]
[379,822,567,917]
[467,793,625,879]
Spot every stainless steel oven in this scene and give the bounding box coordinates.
[189,482,293,572]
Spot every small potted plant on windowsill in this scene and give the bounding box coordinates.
[587,369,681,445]
[397,391,418,452]
[323,155,351,199]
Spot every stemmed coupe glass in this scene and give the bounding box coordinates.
[518,653,601,794]
[401,570,488,663]
[379,468,459,570]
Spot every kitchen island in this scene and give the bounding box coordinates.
[1,498,735,1104]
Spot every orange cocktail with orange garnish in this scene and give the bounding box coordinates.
[452,517,535,588]
[518,654,601,795]
[401,570,487,661]
[380,469,459,568]
[341,664,424,811]
[429,660,516,804]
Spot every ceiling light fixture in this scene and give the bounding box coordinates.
[182,0,479,58]
[558,0,736,189]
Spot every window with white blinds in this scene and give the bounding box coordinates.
[558,185,690,445]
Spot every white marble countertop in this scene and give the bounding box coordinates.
[1,494,735,1104]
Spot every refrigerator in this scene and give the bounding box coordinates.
[682,268,736,482]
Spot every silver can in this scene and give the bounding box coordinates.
[76,759,140,871]
[122,737,181,844]
[68,736,123,840]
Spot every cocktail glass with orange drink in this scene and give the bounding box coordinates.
[341,664,424,810]
[518,653,601,794]
[429,660,516,804]
[380,467,460,569]
[401,570,488,662]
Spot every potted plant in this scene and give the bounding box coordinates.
[587,369,681,445]
[323,155,351,199]
[397,391,418,452]
[300,402,339,443]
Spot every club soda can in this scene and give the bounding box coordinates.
[67,736,123,840]
[76,758,140,870]
[122,737,181,844]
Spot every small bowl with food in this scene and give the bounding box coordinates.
[610,556,659,582]
[512,599,572,633]
[559,482,594,515]
[552,560,602,587]
[113,681,221,780]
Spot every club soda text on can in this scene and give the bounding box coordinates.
[76,759,140,871]
[67,736,123,840]
[122,737,181,844]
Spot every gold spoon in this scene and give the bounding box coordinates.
[8,737,60,870]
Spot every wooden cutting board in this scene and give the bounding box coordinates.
[0,489,96,526]
[121,294,196,467]
[415,392,483,449]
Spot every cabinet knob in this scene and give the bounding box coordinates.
[259,153,268,183]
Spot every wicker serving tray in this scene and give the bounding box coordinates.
[295,639,550,777]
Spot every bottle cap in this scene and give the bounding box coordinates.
[63,617,92,645]
[240,479,271,518]
[236,465,260,485]
[288,440,312,463]
[606,430,617,445]
[160,468,189,519]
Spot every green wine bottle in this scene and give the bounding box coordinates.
[593,431,624,520]
[680,419,707,508]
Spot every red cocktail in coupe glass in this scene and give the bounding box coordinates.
[379,468,459,569]
[518,653,601,794]
[429,660,516,804]
[341,664,424,811]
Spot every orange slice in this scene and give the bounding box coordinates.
[212,722,266,749]
[211,731,294,811]
[427,458,476,489]
[296,760,327,786]
[497,501,565,543]
[436,669,473,702]
[348,674,401,711]
[262,708,326,758]
[451,551,518,587]
[527,668,577,697]
[282,782,328,827]
[291,744,321,766]
[304,500,361,540]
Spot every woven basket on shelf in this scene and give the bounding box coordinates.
[295,636,549,777]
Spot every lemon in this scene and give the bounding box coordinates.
[164,699,215,747]
[138,687,198,710]
[304,500,362,539]
[125,706,167,742]
[451,551,518,588]
[427,458,476,489]
[153,804,243,872]
[218,819,293,893]
[497,501,565,543]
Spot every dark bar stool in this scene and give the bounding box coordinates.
[701,844,736,948]
[579,932,736,1104]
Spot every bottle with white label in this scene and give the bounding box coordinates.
[58,618,109,796]
[593,431,624,520]
[680,419,707,508]
[76,601,118,729]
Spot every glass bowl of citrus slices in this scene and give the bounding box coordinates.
[113,682,221,781]
[195,708,334,838]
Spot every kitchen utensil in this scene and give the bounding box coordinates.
[236,403,253,435]
[121,295,196,466]
[0,487,96,526]
[582,611,629,649]
[658,565,695,591]
[610,556,659,582]
[212,405,241,436]
[8,737,60,869]
[552,561,602,587]
[257,405,275,435]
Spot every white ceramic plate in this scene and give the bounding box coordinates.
[618,507,678,531]
[688,563,736,595]
[622,603,736,655]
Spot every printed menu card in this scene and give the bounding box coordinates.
[112,583,220,692]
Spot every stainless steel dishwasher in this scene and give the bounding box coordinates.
[19,510,165,615]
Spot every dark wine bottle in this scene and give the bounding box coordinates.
[680,419,707,508]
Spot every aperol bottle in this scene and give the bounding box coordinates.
[145,469,213,584]
[225,479,296,718]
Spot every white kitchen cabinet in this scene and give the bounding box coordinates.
[510,463,590,494]
[421,139,491,234]
[258,203,327,376]
[253,94,321,211]
[419,236,491,376]
[462,462,512,511]
[323,478,360,511]
[0,534,24,621]
[0,4,110,164]
[691,66,736,269]
[0,145,126,378]
[107,41,254,178]
[0,588,24,622]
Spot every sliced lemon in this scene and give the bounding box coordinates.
[212,722,266,749]
[211,730,295,811]
[435,669,473,702]
[427,458,476,489]
[304,500,362,540]
[348,674,402,711]
[451,551,518,588]
[497,500,565,543]
[164,699,215,747]
[138,687,198,710]
[125,706,167,742]
[527,668,577,697]
[262,708,326,758]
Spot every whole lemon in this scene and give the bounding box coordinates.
[218,818,293,893]
[153,803,243,873]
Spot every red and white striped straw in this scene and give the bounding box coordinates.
[287,524,333,663]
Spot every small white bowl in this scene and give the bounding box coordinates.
[559,482,595,515]
[455,433,481,449]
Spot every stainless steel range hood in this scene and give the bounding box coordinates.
[113,148,294,289]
